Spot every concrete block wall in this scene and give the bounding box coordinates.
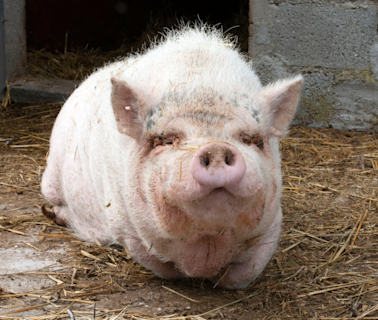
[249,0,378,131]
[0,0,6,92]
[3,0,26,81]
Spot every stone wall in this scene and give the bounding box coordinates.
[249,0,378,131]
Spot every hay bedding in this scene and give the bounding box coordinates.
[1,105,378,320]
[1,57,378,320]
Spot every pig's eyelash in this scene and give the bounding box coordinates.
[240,133,253,146]
[240,133,264,150]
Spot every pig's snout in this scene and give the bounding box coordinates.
[190,143,246,189]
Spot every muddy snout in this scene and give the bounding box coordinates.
[190,143,246,189]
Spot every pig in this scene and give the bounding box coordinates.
[41,23,303,289]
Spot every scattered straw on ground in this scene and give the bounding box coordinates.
[1,102,378,320]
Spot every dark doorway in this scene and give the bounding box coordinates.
[26,0,249,53]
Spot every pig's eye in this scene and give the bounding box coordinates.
[152,136,162,148]
[240,134,252,146]
[240,134,264,150]
[254,137,264,150]
[152,135,176,148]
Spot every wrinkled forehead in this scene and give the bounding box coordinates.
[144,90,261,135]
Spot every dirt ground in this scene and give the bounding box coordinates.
[1,102,378,320]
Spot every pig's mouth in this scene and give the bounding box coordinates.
[200,186,235,203]
[181,186,253,225]
[212,187,228,193]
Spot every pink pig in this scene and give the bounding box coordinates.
[41,24,303,289]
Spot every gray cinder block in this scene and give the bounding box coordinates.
[250,0,378,131]
[270,4,377,69]
[332,82,378,131]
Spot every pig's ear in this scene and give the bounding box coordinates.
[111,77,143,139]
[258,75,303,139]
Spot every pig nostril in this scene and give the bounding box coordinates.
[225,150,234,166]
[199,150,237,167]
[200,153,211,167]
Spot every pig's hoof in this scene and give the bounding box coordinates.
[41,203,67,227]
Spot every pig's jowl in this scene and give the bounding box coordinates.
[42,24,303,289]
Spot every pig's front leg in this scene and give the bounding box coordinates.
[213,209,282,290]
[124,237,183,280]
